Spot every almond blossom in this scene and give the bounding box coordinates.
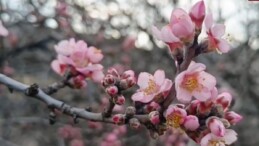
[51,38,104,84]
[131,70,172,103]
[165,105,199,131]
[175,61,216,103]
[207,117,226,137]
[200,129,237,146]
[204,13,230,54]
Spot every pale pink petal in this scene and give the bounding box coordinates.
[152,26,162,40]
[192,89,211,101]
[160,79,173,92]
[218,39,230,53]
[92,71,104,82]
[170,8,189,25]
[224,129,237,145]
[176,86,193,103]
[200,133,213,146]
[137,72,154,89]
[204,13,213,30]
[208,118,225,137]
[187,61,206,72]
[184,115,199,131]
[211,24,225,37]
[132,92,154,103]
[51,60,62,74]
[154,70,165,86]
[87,47,103,63]
[57,54,74,65]
[160,25,180,42]
[198,71,217,90]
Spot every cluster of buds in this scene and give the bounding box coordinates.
[51,38,104,89]
[102,68,136,105]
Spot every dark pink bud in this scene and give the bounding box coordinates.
[106,86,118,96]
[115,95,125,105]
[224,111,243,125]
[112,114,125,125]
[107,68,119,77]
[71,75,86,89]
[103,74,116,86]
[149,111,160,125]
[121,70,135,79]
[189,0,205,29]
[186,100,200,115]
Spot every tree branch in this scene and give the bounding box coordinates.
[0,74,149,125]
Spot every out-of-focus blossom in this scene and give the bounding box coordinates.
[200,129,237,146]
[149,111,160,125]
[175,61,216,103]
[189,0,205,29]
[131,70,172,103]
[70,139,84,146]
[58,125,82,139]
[122,36,136,51]
[0,20,9,37]
[204,14,230,54]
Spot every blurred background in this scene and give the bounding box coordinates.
[0,0,259,146]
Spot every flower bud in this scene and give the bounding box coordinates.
[106,86,118,96]
[216,92,232,111]
[112,114,125,125]
[126,76,136,88]
[115,95,125,105]
[121,70,135,79]
[103,74,116,86]
[149,111,160,125]
[183,115,199,131]
[224,111,243,125]
[129,118,140,129]
[186,100,200,115]
[71,75,86,89]
[107,68,119,77]
[125,106,136,117]
[189,0,205,29]
[206,117,225,137]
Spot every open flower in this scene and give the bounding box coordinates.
[0,20,9,37]
[189,0,205,29]
[204,14,230,54]
[175,61,216,103]
[200,129,237,146]
[131,70,172,103]
[165,105,187,129]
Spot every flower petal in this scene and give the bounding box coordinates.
[211,24,225,37]
[154,70,165,86]
[137,72,153,89]
[218,39,230,53]
[204,13,213,31]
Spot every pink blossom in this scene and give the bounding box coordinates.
[169,8,195,42]
[200,129,237,146]
[183,115,199,131]
[204,14,230,54]
[131,70,172,103]
[0,20,9,37]
[215,92,232,111]
[207,117,225,137]
[175,61,216,103]
[165,105,187,128]
[189,0,205,29]
[149,111,160,125]
[224,111,243,125]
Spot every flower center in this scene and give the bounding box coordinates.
[166,114,182,128]
[182,75,199,92]
[209,140,225,146]
[143,79,158,95]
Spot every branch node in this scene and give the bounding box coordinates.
[25,83,39,96]
[49,111,56,125]
[73,114,79,124]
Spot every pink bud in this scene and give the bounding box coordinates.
[107,68,119,77]
[71,75,86,89]
[207,117,225,137]
[186,100,200,115]
[149,111,160,125]
[106,86,118,96]
[126,76,136,88]
[189,0,205,29]
[103,74,116,86]
[121,70,135,79]
[115,95,125,105]
[224,111,243,125]
[183,115,199,131]
[216,92,232,111]
[112,114,125,125]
